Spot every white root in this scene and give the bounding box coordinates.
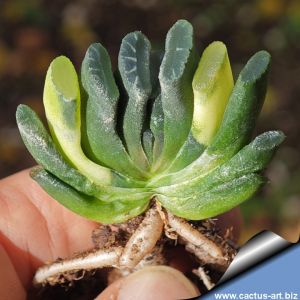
[32,204,234,287]
[166,212,222,257]
[167,212,228,268]
[108,244,167,284]
[119,205,164,268]
[193,267,215,290]
[33,247,123,285]
[156,201,178,240]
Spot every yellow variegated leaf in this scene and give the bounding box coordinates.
[43,56,112,186]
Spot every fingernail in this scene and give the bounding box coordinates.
[118,266,200,300]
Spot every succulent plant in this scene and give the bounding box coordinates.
[16,20,284,285]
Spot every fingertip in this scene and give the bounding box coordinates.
[96,266,200,300]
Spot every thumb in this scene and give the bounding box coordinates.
[0,244,26,300]
[96,266,200,300]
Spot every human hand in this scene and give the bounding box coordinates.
[0,169,241,300]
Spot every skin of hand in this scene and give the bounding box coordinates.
[0,169,242,300]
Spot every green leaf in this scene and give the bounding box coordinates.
[208,130,284,184]
[118,31,152,170]
[43,56,113,186]
[162,133,204,173]
[141,50,163,166]
[16,19,281,224]
[142,129,154,165]
[81,43,147,180]
[31,168,150,224]
[165,41,233,172]
[16,105,148,193]
[16,104,97,195]
[157,131,285,197]
[152,50,271,186]
[157,174,264,220]
[150,94,164,166]
[207,50,271,156]
[152,19,198,173]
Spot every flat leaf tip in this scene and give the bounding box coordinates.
[172,19,193,30]
[47,55,79,100]
[83,43,108,62]
[210,40,226,46]
[118,30,152,95]
[240,50,271,83]
[165,19,194,48]
[253,130,285,149]
[159,19,195,85]
[192,40,231,92]
[88,42,102,49]
[16,104,39,132]
[16,103,29,120]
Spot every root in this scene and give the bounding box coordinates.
[119,204,164,268]
[156,201,178,240]
[193,267,215,290]
[134,241,167,269]
[33,201,236,288]
[166,211,229,270]
[34,247,123,286]
[108,242,167,284]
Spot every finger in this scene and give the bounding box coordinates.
[96,266,200,300]
[95,278,124,300]
[0,244,26,300]
[0,169,98,287]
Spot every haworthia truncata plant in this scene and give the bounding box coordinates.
[16,20,284,224]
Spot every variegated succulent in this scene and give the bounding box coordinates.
[17,19,284,225]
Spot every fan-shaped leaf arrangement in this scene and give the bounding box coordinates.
[17,20,285,288]
[17,20,284,225]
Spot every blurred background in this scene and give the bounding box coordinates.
[0,0,299,244]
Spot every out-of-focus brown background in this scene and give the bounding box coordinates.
[0,0,299,243]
